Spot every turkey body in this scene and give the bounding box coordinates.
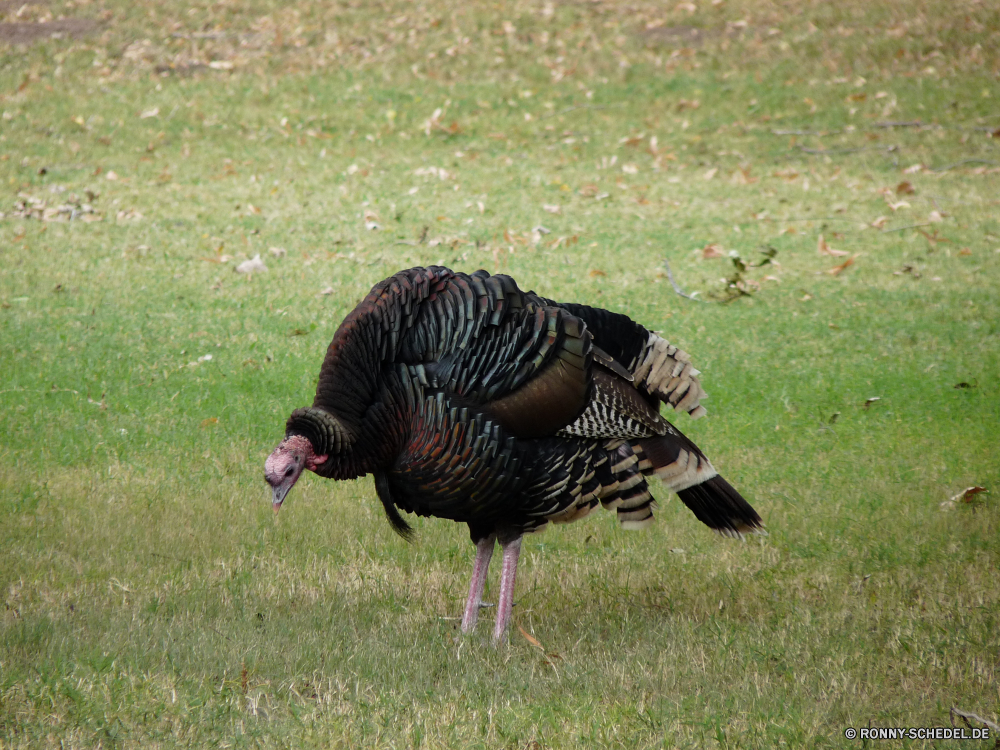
[268,266,763,641]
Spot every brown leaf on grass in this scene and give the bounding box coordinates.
[588,269,607,277]
[950,486,988,503]
[518,626,544,650]
[200,417,218,428]
[825,254,858,275]
[863,396,881,409]
[928,210,945,222]
[871,216,889,229]
[817,234,849,257]
[917,229,950,247]
[736,166,758,184]
[896,181,915,195]
[958,248,972,256]
[702,243,724,259]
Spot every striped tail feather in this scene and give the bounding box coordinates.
[634,433,763,538]
[600,441,656,530]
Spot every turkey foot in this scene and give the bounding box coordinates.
[493,536,523,644]
[461,534,496,633]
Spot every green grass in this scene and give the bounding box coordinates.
[2,0,999,747]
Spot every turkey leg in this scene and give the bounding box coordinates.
[461,534,496,633]
[493,536,523,643]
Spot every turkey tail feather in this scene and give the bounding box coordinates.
[636,433,763,537]
[676,475,763,538]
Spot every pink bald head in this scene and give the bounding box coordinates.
[264,434,327,512]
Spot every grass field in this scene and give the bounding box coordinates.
[1,0,999,747]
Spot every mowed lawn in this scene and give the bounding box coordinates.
[1,0,999,747]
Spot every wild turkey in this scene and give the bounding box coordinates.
[265,266,763,642]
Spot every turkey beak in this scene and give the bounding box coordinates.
[272,483,290,513]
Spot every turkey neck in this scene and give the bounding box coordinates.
[312,268,449,427]
[309,269,457,480]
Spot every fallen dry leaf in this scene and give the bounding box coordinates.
[928,210,945,222]
[886,200,910,211]
[902,164,924,174]
[916,229,948,245]
[863,396,881,409]
[958,248,972,256]
[542,204,562,214]
[518,626,544,650]
[588,269,607,277]
[817,234,849,257]
[702,243,724,259]
[319,286,334,296]
[200,417,218,428]
[896,181,915,195]
[871,216,889,229]
[950,486,988,504]
[139,107,159,119]
[703,168,718,180]
[268,247,287,258]
[825,254,858,275]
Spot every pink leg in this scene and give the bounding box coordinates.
[461,535,496,633]
[493,536,522,644]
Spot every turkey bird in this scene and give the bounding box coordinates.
[265,266,763,642]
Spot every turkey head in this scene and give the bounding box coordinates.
[264,407,350,511]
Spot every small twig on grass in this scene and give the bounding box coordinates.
[781,217,856,223]
[798,144,898,155]
[663,259,707,302]
[771,129,842,136]
[873,121,924,128]
[932,158,1000,172]
[207,625,233,643]
[881,223,934,234]
[540,104,608,121]
[950,707,1000,735]
[150,551,190,564]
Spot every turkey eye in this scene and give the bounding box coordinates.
[284,467,295,477]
